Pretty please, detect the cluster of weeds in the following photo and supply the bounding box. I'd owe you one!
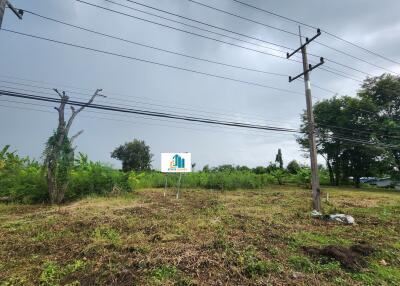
[288,255,314,272]
[1,277,27,286]
[352,263,400,286]
[149,265,192,285]
[212,225,230,251]
[290,231,350,248]
[238,248,282,277]
[39,260,86,286]
[33,230,72,242]
[92,227,121,246]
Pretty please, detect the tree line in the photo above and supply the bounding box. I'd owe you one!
[297,74,399,187]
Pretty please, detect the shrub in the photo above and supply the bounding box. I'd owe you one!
[287,160,301,174]
[66,155,129,200]
[0,145,47,203]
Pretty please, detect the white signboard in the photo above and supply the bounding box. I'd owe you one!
[161,153,192,173]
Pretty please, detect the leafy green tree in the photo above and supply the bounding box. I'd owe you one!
[287,160,300,174]
[111,139,153,172]
[202,165,210,173]
[275,149,283,169]
[253,166,268,174]
[358,74,400,180]
[297,79,393,187]
[270,169,285,185]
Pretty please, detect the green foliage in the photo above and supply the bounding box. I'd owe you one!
[150,266,178,282]
[298,74,400,187]
[288,255,314,272]
[44,131,75,199]
[67,155,129,200]
[239,248,282,277]
[39,260,86,286]
[287,160,301,174]
[111,139,153,172]
[275,148,283,169]
[270,168,286,185]
[40,261,61,286]
[93,227,121,246]
[0,145,47,203]
[296,168,311,188]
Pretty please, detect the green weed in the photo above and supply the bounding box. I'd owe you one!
[288,255,314,272]
[92,227,121,246]
[39,260,87,286]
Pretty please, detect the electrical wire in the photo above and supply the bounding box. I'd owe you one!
[111,0,375,80]
[189,0,399,75]
[70,0,372,83]
[0,98,300,139]
[228,0,400,67]
[73,0,296,62]
[23,10,288,78]
[1,89,398,149]
[1,29,303,95]
[0,74,301,127]
[0,89,301,133]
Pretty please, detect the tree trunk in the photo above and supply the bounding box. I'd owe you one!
[354,176,361,188]
[47,160,56,204]
[45,89,102,204]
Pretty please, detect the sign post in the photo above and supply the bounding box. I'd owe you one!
[161,153,192,199]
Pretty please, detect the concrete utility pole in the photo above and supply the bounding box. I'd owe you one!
[0,0,23,29]
[287,27,324,212]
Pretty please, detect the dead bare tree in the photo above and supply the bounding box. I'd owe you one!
[44,88,104,204]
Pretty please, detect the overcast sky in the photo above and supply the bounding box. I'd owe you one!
[1,0,400,169]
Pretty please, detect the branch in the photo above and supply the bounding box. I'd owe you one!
[65,89,102,135]
[70,130,84,143]
[53,89,63,99]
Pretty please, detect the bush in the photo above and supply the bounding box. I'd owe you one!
[0,145,47,203]
[287,160,301,174]
[67,161,128,200]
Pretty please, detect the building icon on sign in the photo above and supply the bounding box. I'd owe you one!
[170,154,185,169]
[161,153,191,173]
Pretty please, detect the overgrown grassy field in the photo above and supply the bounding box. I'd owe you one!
[1,187,399,285]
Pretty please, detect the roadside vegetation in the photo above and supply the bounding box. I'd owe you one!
[0,146,345,204]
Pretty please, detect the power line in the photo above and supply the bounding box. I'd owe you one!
[228,0,400,67]
[0,89,301,133]
[73,0,295,62]
[106,0,292,52]
[1,89,398,149]
[22,8,366,86]
[317,123,400,140]
[1,29,303,95]
[190,0,399,76]
[116,0,375,79]
[1,82,300,127]
[121,0,376,80]
[0,98,298,139]
[71,0,371,83]
[6,77,396,140]
[23,10,287,78]
[0,74,301,127]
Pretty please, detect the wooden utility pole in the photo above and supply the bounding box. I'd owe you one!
[287,27,324,212]
[0,0,23,29]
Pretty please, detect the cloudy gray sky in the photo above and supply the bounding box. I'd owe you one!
[1,0,400,169]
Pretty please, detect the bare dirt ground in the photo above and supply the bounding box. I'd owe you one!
[1,186,399,285]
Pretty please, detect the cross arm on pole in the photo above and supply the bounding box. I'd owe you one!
[286,28,321,59]
[6,1,23,19]
[289,57,324,82]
